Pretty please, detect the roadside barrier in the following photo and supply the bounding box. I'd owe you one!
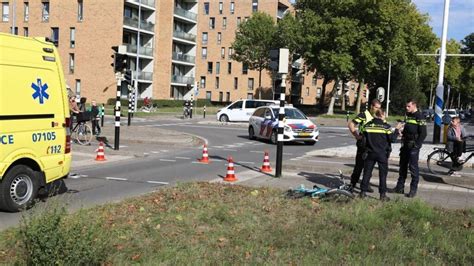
[198,144,210,163]
[260,151,272,173]
[95,141,107,161]
[223,156,237,182]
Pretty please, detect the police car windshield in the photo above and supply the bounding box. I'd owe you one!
[272,108,306,119]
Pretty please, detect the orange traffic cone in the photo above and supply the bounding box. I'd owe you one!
[95,141,106,161]
[260,151,272,173]
[223,156,238,182]
[198,144,210,163]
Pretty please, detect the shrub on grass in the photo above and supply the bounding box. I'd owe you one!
[17,204,109,265]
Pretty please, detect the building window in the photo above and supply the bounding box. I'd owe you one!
[234,77,238,90]
[206,91,212,100]
[77,0,83,21]
[228,62,232,74]
[230,2,235,14]
[23,27,28,37]
[69,54,75,73]
[75,79,81,96]
[216,62,220,74]
[237,17,241,25]
[207,62,213,74]
[204,2,209,15]
[248,78,254,91]
[317,87,322,97]
[247,93,253,100]
[242,63,248,74]
[209,17,215,29]
[202,32,208,45]
[2,2,9,22]
[216,77,220,89]
[217,32,222,44]
[312,76,317,86]
[222,17,227,29]
[42,2,50,22]
[228,47,233,59]
[219,92,223,101]
[24,2,29,21]
[200,76,206,88]
[202,47,207,59]
[70,27,76,48]
[306,87,310,96]
[226,92,230,102]
[219,2,223,15]
[10,27,18,35]
[252,0,258,12]
[244,16,249,22]
[124,6,132,18]
[221,47,225,59]
[51,27,59,46]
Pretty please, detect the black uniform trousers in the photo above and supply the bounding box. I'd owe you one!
[396,145,420,192]
[350,139,365,185]
[361,152,388,194]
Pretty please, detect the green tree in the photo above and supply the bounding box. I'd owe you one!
[458,33,474,108]
[231,12,277,99]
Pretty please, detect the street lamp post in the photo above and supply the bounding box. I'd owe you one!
[386,59,392,117]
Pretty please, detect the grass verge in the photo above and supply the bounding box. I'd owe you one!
[0,182,472,264]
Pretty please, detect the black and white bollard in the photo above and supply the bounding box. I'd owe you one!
[275,74,286,178]
[114,73,121,150]
[203,105,206,119]
[101,104,105,127]
[190,94,194,119]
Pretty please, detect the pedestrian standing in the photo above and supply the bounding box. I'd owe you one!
[90,100,101,136]
[360,109,401,201]
[348,99,382,192]
[392,99,427,198]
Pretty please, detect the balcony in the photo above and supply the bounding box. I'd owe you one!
[133,71,153,81]
[171,75,194,85]
[173,30,196,42]
[174,6,197,22]
[127,0,155,9]
[123,17,155,32]
[125,44,154,57]
[172,52,195,64]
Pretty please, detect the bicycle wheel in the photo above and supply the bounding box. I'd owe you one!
[324,189,354,202]
[76,123,93,145]
[427,149,452,175]
[285,189,307,199]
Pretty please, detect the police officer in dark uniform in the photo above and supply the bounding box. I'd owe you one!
[392,99,427,198]
[348,99,382,192]
[360,109,401,201]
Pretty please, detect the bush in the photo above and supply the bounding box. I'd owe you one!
[17,204,109,265]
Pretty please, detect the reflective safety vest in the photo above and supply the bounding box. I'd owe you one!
[356,110,374,133]
[404,115,426,126]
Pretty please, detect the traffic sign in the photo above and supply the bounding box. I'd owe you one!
[377,87,385,102]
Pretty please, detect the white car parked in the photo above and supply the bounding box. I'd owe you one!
[248,106,319,145]
[216,99,278,122]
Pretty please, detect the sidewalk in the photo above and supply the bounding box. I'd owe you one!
[71,122,203,169]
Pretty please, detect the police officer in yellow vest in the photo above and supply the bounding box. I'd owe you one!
[392,99,427,198]
[348,99,382,191]
[360,109,401,201]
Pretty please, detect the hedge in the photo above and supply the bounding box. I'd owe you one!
[106,98,217,108]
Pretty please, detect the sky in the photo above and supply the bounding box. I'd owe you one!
[412,0,474,41]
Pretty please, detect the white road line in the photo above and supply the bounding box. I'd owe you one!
[146,181,169,185]
[160,159,176,162]
[151,151,160,154]
[250,151,264,153]
[175,156,191,160]
[105,177,128,181]
[213,146,224,148]
[307,159,347,165]
[237,161,255,164]
[222,149,238,151]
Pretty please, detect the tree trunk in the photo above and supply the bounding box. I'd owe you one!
[258,68,262,99]
[341,79,346,111]
[326,78,339,115]
[319,78,329,111]
[355,79,365,114]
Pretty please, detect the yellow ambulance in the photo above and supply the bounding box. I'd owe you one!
[0,33,71,212]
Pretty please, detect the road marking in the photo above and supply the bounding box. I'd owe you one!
[151,151,160,154]
[177,124,247,131]
[175,156,191,160]
[222,149,238,151]
[105,177,127,181]
[160,159,176,162]
[146,181,169,185]
[237,161,255,164]
[213,146,224,148]
[251,151,264,153]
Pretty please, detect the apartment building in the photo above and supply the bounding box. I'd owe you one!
[0,0,363,106]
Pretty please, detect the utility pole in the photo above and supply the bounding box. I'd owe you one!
[11,0,16,35]
[433,0,450,144]
[386,59,392,117]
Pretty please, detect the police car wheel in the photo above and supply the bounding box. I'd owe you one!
[0,165,39,212]
[219,115,229,123]
[248,126,256,140]
[270,131,278,144]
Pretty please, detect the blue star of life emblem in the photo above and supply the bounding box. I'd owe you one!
[31,78,49,104]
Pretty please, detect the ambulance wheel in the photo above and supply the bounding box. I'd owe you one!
[0,165,39,212]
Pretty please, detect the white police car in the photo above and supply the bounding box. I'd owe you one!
[248,106,319,145]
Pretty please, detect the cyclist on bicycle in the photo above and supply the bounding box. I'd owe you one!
[446,116,469,176]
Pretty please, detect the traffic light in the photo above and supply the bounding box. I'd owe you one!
[124,70,132,85]
[435,48,441,65]
[111,45,128,72]
[269,48,289,74]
